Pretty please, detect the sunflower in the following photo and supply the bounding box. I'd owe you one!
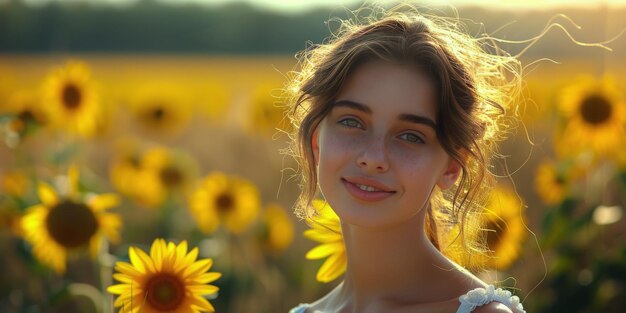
[41,61,102,137]
[135,147,195,209]
[110,140,144,200]
[111,145,196,209]
[534,159,583,205]
[108,239,221,313]
[556,75,626,157]
[477,186,527,270]
[188,172,260,235]
[128,82,192,136]
[20,165,122,273]
[259,203,294,254]
[304,199,346,283]
[2,90,47,141]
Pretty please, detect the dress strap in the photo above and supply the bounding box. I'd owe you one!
[457,285,525,313]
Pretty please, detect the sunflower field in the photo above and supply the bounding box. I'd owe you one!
[1,2,626,313]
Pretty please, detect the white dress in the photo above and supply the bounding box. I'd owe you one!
[289,285,526,313]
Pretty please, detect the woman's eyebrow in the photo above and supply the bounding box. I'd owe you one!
[398,113,437,130]
[331,100,372,114]
[332,99,437,130]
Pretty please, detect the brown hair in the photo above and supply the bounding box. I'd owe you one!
[285,4,523,269]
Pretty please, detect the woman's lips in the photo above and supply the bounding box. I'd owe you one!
[341,178,396,202]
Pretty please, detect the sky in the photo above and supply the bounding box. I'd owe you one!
[6,0,626,12]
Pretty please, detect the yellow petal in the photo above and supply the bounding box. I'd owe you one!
[187,284,219,295]
[189,296,215,312]
[107,284,132,295]
[112,273,135,284]
[177,240,188,255]
[100,213,122,243]
[306,242,343,260]
[136,246,156,273]
[174,240,189,267]
[183,247,199,265]
[129,247,155,273]
[113,294,130,307]
[304,228,342,242]
[121,301,139,313]
[21,205,47,230]
[37,182,58,206]
[314,220,342,233]
[317,251,346,283]
[89,193,120,211]
[150,239,164,271]
[167,242,176,253]
[115,261,143,276]
[183,259,213,278]
[187,272,222,284]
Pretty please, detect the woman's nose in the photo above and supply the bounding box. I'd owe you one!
[356,135,389,172]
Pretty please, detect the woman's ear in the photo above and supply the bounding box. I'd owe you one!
[436,149,468,190]
[312,127,320,165]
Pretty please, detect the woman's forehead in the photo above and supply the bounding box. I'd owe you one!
[335,61,438,119]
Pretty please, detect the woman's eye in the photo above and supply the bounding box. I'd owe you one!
[399,133,424,143]
[339,118,362,128]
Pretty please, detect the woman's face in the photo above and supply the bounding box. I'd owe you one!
[312,61,461,228]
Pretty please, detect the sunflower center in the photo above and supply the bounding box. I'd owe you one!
[216,193,234,213]
[484,218,506,253]
[18,110,36,124]
[145,273,185,311]
[160,166,183,188]
[62,83,82,110]
[555,175,566,186]
[127,155,141,169]
[152,106,165,120]
[45,200,98,248]
[580,94,612,125]
[11,110,37,133]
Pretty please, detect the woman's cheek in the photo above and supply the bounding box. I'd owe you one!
[323,128,363,156]
[390,143,434,172]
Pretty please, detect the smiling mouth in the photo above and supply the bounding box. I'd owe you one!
[353,183,383,192]
[341,177,395,193]
[341,178,396,202]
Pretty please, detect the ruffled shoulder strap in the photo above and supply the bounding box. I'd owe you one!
[457,285,525,313]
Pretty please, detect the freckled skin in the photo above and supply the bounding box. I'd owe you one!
[306,61,490,313]
[313,61,460,229]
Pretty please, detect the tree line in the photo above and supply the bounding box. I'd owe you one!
[0,0,624,57]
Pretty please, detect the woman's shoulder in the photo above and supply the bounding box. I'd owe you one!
[441,261,523,312]
[288,272,525,313]
[288,286,525,313]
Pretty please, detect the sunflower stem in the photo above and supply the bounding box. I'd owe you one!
[98,238,113,313]
[67,283,104,313]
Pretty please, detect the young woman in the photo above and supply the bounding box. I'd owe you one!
[285,5,526,313]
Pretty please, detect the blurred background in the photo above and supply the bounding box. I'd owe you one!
[0,0,625,312]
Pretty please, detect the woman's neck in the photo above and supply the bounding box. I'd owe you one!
[335,207,462,312]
